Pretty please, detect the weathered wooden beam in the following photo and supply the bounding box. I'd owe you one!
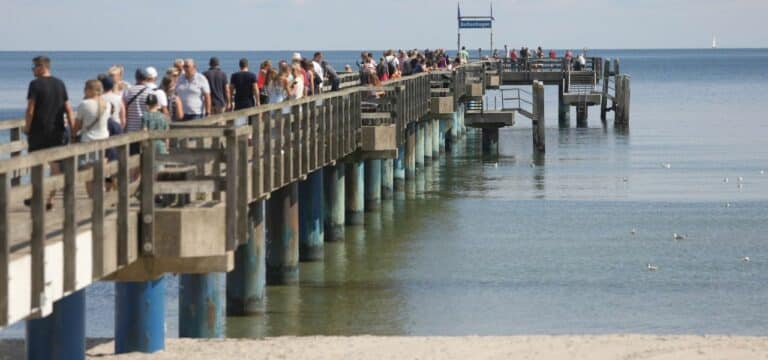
[62,156,77,292]
[225,129,239,252]
[140,141,156,257]
[0,173,9,325]
[92,151,105,279]
[30,164,45,309]
[117,144,130,266]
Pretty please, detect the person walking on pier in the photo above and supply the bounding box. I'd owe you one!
[24,55,75,209]
[161,75,183,121]
[459,46,470,64]
[257,60,272,105]
[203,57,230,113]
[176,59,211,120]
[124,68,153,134]
[229,58,259,110]
[321,60,340,91]
[312,52,324,93]
[74,79,111,197]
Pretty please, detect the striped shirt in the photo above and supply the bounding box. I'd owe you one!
[123,84,151,132]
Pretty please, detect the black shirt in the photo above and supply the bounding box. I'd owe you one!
[203,67,228,108]
[229,71,257,109]
[26,76,68,149]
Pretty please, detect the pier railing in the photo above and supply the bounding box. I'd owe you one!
[0,71,433,327]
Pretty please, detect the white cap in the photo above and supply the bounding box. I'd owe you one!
[292,52,302,61]
[145,66,158,79]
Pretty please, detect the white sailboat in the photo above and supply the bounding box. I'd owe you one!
[712,35,717,49]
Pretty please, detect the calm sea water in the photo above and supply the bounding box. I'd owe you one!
[1,49,768,338]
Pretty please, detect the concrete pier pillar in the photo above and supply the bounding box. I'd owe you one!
[416,122,425,169]
[481,128,500,155]
[381,159,394,200]
[576,105,588,128]
[438,119,446,154]
[266,183,300,284]
[459,106,466,136]
[226,201,266,315]
[451,111,459,140]
[323,163,345,242]
[423,121,433,165]
[179,273,224,338]
[405,125,416,180]
[26,289,85,360]
[558,82,571,128]
[432,119,440,158]
[364,159,381,211]
[345,161,364,225]
[299,170,324,261]
[115,277,166,353]
[394,145,405,190]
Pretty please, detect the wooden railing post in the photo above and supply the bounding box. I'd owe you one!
[62,156,77,292]
[92,150,105,279]
[0,172,9,325]
[252,114,263,199]
[140,140,156,256]
[30,164,45,310]
[225,128,238,251]
[117,144,130,266]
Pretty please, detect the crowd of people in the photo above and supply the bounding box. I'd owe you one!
[22,49,465,208]
[506,46,588,71]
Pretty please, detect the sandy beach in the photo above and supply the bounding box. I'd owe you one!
[4,335,767,359]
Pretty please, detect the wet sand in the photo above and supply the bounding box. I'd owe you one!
[4,335,767,359]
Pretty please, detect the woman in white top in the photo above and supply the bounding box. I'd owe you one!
[290,63,304,100]
[74,79,112,196]
[75,79,111,143]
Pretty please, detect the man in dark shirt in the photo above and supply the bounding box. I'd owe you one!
[229,58,259,110]
[203,57,230,113]
[24,55,74,208]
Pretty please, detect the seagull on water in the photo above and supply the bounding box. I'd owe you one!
[661,163,672,169]
[725,202,732,208]
[673,233,687,241]
[738,176,744,183]
[647,264,658,271]
[723,177,729,184]
[630,228,637,235]
[742,256,750,263]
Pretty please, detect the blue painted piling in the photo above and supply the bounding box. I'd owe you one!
[482,128,500,155]
[266,183,300,284]
[226,201,266,315]
[364,159,381,211]
[405,125,416,180]
[179,273,224,338]
[381,159,394,200]
[299,170,324,261]
[416,122,425,169]
[432,119,440,158]
[115,277,166,353]
[323,163,345,242]
[26,289,85,360]
[438,119,449,154]
[394,144,405,190]
[423,121,433,165]
[345,161,364,225]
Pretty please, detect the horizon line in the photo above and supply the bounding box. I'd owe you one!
[0,47,766,52]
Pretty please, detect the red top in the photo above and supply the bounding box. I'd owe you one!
[510,51,518,60]
[549,50,557,59]
[257,70,266,90]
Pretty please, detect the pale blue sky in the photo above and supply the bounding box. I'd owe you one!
[0,0,765,50]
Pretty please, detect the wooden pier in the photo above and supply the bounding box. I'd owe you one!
[0,57,630,357]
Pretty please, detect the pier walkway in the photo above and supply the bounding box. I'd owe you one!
[0,58,630,358]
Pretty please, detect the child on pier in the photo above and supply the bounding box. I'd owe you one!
[141,94,169,157]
